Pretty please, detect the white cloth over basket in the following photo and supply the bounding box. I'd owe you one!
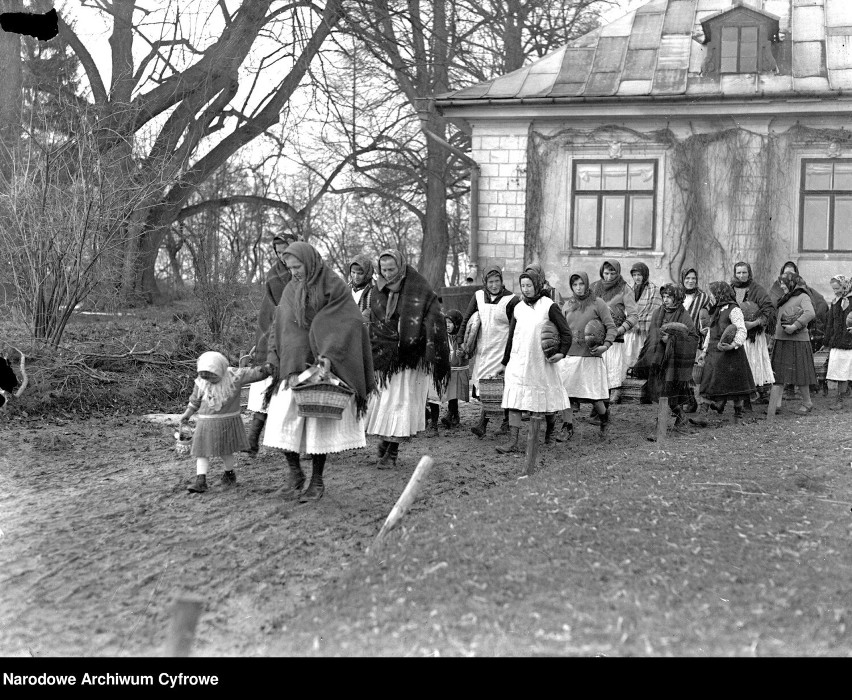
[501,297,570,413]
[472,290,512,387]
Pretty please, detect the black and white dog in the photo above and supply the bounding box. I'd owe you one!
[0,357,19,408]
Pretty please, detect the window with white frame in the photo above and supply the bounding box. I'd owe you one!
[571,160,657,250]
[800,159,852,252]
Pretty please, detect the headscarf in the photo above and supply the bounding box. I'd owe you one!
[446,309,463,335]
[681,268,701,296]
[708,280,738,327]
[731,261,754,289]
[525,263,556,301]
[269,242,376,417]
[564,272,596,314]
[660,283,686,309]
[518,270,544,306]
[377,249,407,322]
[830,274,852,311]
[631,262,650,302]
[195,351,235,413]
[589,260,627,302]
[780,260,799,276]
[348,254,375,292]
[776,271,808,308]
[482,265,505,301]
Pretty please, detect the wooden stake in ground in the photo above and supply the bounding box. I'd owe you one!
[373,456,434,548]
[656,398,669,443]
[766,385,783,422]
[525,415,543,476]
[165,597,203,657]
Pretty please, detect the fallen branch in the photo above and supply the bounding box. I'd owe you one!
[371,456,434,551]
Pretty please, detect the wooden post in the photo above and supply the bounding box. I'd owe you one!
[372,456,434,548]
[525,415,543,476]
[766,384,783,422]
[165,597,202,657]
[656,398,669,443]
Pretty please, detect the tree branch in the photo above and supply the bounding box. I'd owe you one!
[57,16,107,104]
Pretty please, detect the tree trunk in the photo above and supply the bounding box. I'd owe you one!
[0,0,23,179]
[419,112,449,289]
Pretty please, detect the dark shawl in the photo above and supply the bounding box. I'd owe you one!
[348,253,376,312]
[775,272,809,309]
[632,297,700,386]
[680,267,710,331]
[253,239,292,362]
[589,259,627,303]
[631,262,650,302]
[267,242,375,417]
[367,263,450,394]
[730,261,776,342]
[519,270,545,306]
[708,281,739,328]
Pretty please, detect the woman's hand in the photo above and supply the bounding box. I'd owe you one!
[547,353,564,363]
[660,331,670,344]
[590,345,608,357]
[716,342,734,352]
[783,324,798,335]
[317,355,332,379]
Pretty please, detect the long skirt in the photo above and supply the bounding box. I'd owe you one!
[603,341,625,389]
[559,356,609,401]
[827,348,852,381]
[191,413,248,458]
[771,340,817,386]
[445,366,470,402]
[699,346,756,400]
[246,376,273,413]
[743,333,774,387]
[366,368,430,440]
[263,385,366,454]
[623,329,647,374]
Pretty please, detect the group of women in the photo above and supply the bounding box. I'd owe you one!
[242,240,852,502]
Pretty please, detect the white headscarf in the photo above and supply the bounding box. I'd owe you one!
[194,351,235,412]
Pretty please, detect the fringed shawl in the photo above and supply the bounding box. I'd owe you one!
[632,303,700,385]
[367,264,450,395]
[267,242,375,417]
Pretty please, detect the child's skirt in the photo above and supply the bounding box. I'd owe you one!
[445,366,470,402]
[191,412,248,457]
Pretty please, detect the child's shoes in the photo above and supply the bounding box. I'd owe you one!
[221,470,237,487]
[187,474,208,493]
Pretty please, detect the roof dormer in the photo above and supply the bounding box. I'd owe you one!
[696,1,784,76]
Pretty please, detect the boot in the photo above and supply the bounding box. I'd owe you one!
[689,403,709,427]
[544,414,557,445]
[440,411,453,428]
[377,440,389,459]
[426,419,439,438]
[187,474,208,493]
[299,455,326,503]
[733,404,743,425]
[495,426,520,454]
[378,442,398,469]
[598,408,610,439]
[221,470,237,487]
[829,390,845,411]
[672,410,689,434]
[243,413,266,455]
[471,413,489,438]
[284,451,305,494]
[497,418,509,435]
[587,404,601,425]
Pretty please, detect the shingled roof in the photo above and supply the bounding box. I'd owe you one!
[436,0,852,103]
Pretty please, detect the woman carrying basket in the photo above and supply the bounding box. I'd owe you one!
[457,266,518,438]
[365,250,450,468]
[263,242,376,503]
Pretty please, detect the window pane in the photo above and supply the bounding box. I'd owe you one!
[740,53,757,72]
[805,162,832,190]
[575,163,601,191]
[602,196,625,247]
[721,27,738,56]
[573,196,598,247]
[628,162,654,190]
[740,27,758,53]
[602,163,627,191]
[720,55,737,72]
[802,196,830,250]
[834,161,852,190]
[834,197,852,250]
[628,196,654,248]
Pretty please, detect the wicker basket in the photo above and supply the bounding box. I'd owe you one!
[814,349,830,383]
[478,376,505,417]
[619,377,646,404]
[291,381,354,420]
[174,426,193,457]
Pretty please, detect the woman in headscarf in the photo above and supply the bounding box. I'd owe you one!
[439,309,470,428]
[524,263,561,303]
[632,284,700,438]
[263,242,376,503]
[495,269,572,453]
[824,274,852,410]
[348,253,375,312]
[559,271,617,440]
[769,260,829,353]
[680,267,711,412]
[365,249,450,468]
[731,261,776,407]
[244,232,298,455]
[589,260,639,404]
[769,271,817,414]
[458,265,518,438]
[690,281,755,426]
[623,262,661,374]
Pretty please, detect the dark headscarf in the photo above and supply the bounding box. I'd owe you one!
[377,249,407,322]
[268,242,376,417]
[519,270,544,306]
[348,254,375,292]
[731,261,776,341]
[708,280,738,327]
[780,260,799,276]
[660,283,686,309]
[446,309,463,335]
[731,261,754,289]
[631,262,650,302]
[680,268,701,296]
[590,259,627,302]
[564,272,596,314]
[482,265,506,301]
[525,263,557,301]
[776,271,808,308]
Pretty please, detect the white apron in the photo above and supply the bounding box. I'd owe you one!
[502,297,570,413]
[472,290,513,388]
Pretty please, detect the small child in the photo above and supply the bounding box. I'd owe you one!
[180,351,271,493]
[440,309,470,428]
